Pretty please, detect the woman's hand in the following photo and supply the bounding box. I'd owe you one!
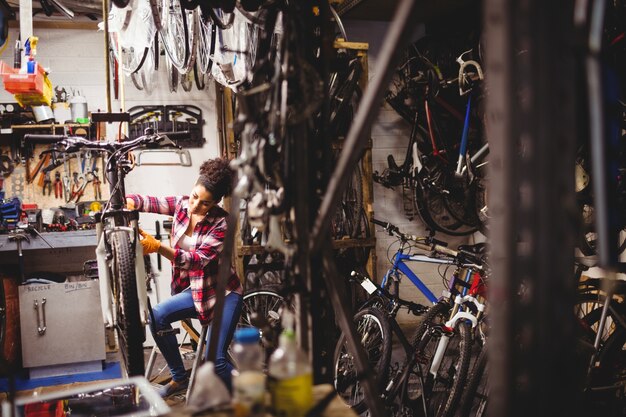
[139,229,161,254]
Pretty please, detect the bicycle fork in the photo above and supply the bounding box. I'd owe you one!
[95,219,150,328]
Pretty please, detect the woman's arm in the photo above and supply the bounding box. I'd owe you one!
[126,194,180,216]
[173,218,227,271]
[156,243,176,262]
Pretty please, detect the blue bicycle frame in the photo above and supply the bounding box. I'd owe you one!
[380,251,457,305]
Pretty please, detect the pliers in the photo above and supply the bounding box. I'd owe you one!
[71,172,85,202]
[92,168,102,200]
[42,171,52,196]
[54,171,63,199]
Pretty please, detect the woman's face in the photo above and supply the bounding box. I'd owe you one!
[189,184,215,216]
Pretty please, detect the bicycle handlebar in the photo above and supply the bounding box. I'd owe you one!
[22,134,67,143]
[373,217,461,259]
[24,132,179,155]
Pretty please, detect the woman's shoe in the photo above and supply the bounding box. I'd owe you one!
[157,378,189,398]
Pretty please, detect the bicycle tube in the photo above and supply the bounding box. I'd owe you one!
[333,307,392,413]
[110,230,145,377]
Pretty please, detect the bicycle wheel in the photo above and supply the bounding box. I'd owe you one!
[333,307,392,413]
[415,315,472,417]
[240,287,289,354]
[401,302,450,414]
[414,178,477,236]
[196,11,215,75]
[110,230,145,376]
[586,326,626,416]
[457,346,489,417]
[158,0,190,72]
[575,291,625,344]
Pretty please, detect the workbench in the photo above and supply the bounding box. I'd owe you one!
[0,229,97,274]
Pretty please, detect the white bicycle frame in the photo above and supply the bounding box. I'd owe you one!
[95,217,150,328]
[429,267,486,379]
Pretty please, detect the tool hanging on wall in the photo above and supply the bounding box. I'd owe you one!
[42,171,52,196]
[92,168,101,200]
[54,171,62,199]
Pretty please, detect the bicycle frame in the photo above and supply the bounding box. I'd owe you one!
[382,251,455,306]
[429,266,486,379]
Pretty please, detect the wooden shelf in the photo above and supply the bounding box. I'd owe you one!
[10,123,90,130]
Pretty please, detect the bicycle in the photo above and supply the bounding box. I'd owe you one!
[24,128,180,376]
[378,41,488,236]
[411,247,488,417]
[333,218,478,416]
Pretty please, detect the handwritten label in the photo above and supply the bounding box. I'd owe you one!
[65,282,91,293]
[25,285,51,292]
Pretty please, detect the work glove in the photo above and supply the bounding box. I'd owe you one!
[139,229,161,254]
[126,197,135,210]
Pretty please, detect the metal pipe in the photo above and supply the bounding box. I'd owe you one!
[102,0,112,113]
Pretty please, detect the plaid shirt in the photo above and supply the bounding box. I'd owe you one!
[127,194,242,324]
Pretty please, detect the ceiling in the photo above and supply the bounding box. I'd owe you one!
[337,0,479,22]
[2,0,478,25]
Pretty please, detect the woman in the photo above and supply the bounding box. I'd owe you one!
[127,157,243,397]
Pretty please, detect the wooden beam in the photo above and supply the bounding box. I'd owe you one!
[9,20,99,30]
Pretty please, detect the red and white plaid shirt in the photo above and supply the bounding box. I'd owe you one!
[127,194,242,324]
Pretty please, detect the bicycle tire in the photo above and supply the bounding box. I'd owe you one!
[401,302,451,413]
[457,345,488,417]
[413,302,472,417]
[586,326,626,416]
[159,0,191,72]
[415,313,472,417]
[110,230,145,377]
[193,63,206,90]
[180,68,193,92]
[575,291,625,344]
[241,287,290,357]
[333,307,392,413]
[414,179,477,236]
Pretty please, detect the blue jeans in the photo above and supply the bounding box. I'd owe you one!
[150,289,243,390]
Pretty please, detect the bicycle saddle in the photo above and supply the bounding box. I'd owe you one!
[458,242,488,257]
[458,243,488,265]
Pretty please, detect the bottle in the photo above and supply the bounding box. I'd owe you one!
[267,311,313,417]
[231,327,266,417]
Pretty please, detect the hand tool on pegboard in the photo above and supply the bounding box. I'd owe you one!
[54,171,62,199]
[92,168,101,200]
[42,171,52,196]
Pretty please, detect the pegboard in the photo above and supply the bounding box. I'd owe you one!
[0,143,110,210]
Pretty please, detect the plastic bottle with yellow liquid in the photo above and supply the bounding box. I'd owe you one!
[267,311,313,417]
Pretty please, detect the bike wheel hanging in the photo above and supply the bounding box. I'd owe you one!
[333,307,392,414]
[110,230,145,377]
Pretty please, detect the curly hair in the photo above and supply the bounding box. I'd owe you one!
[197,157,234,202]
